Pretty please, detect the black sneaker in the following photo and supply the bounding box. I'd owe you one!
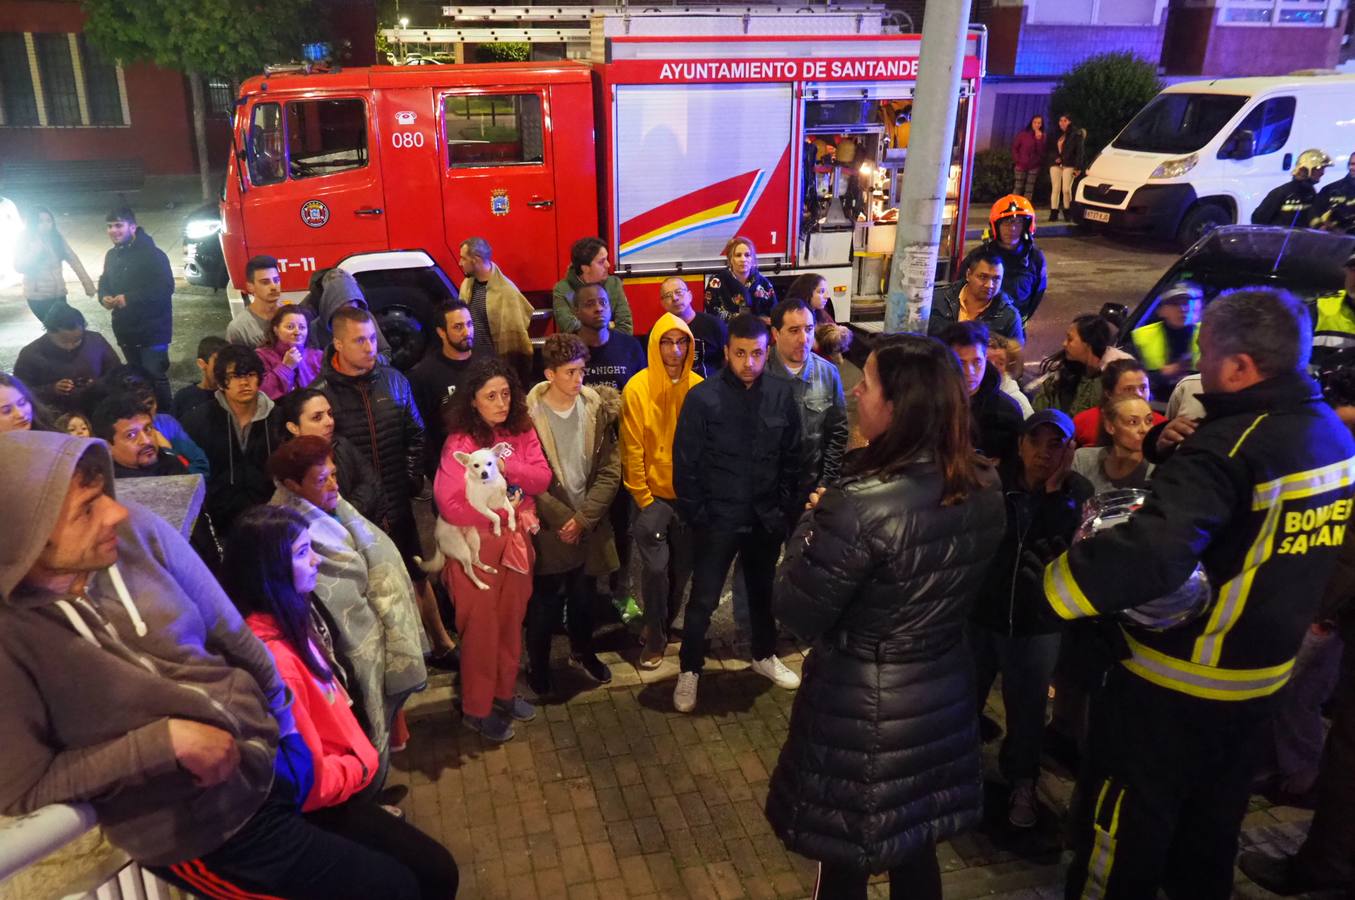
[425,647,460,672]
[1238,850,1344,897]
[570,652,613,684]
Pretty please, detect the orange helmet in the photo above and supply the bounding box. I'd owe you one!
[989,194,1037,238]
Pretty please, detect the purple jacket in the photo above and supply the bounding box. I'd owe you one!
[1012,130,1047,171]
[256,343,324,399]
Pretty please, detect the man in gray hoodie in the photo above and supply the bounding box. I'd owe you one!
[0,431,425,898]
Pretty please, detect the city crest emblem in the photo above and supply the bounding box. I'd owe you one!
[491,189,510,216]
[300,199,330,228]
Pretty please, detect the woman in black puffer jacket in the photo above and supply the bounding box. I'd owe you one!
[766,333,1005,899]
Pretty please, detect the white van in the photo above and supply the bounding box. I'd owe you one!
[1073,73,1355,248]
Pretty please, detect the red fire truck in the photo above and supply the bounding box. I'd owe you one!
[220,29,986,360]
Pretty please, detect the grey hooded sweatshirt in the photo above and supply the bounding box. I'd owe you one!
[310,267,391,354]
[0,432,292,866]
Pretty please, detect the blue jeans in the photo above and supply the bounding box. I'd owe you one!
[971,625,1062,783]
[119,342,173,411]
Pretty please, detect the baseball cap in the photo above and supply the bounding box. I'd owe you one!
[1021,408,1075,439]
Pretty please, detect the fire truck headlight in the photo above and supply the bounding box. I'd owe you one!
[185,218,222,241]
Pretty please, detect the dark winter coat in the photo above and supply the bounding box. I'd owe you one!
[12,330,121,413]
[97,230,174,348]
[765,457,1004,871]
[673,366,802,535]
[330,433,388,527]
[971,456,1092,636]
[182,393,280,532]
[927,281,1025,343]
[312,354,425,528]
[973,237,1048,321]
[971,362,1025,463]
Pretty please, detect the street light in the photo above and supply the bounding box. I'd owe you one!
[398,17,409,62]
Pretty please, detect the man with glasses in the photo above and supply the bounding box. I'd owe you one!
[653,276,726,377]
[183,344,280,533]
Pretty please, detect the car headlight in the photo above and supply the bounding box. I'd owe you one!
[185,219,222,240]
[1150,153,1198,180]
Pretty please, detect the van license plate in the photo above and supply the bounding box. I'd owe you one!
[1083,209,1111,223]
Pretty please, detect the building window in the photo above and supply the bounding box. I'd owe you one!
[206,77,234,119]
[78,36,125,125]
[1215,0,1343,26]
[0,33,40,126]
[444,93,544,168]
[1025,0,1168,25]
[34,33,79,126]
[0,31,127,128]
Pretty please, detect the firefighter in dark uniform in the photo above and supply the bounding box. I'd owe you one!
[1312,151,1355,233]
[1250,149,1331,227]
[1041,287,1355,900]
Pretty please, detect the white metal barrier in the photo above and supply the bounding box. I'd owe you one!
[0,805,191,900]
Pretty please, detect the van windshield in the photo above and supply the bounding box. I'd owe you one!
[1111,93,1249,154]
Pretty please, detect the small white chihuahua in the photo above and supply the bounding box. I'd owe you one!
[415,442,518,590]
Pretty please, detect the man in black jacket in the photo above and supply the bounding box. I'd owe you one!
[1042,288,1355,900]
[974,196,1048,322]
[408,299,479,477]
[1312,151,1355,233]
[927,250,1025,343]
[942,321,1024,463]
[97,207,175,411]
[183,345,278,534]
[673,314,803,713]
[313,307,425,564]
[971,409,1091,829]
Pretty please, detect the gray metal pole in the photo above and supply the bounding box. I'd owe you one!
[884,1,971,334]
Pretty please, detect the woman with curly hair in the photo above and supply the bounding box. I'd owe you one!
[434,357,552,742]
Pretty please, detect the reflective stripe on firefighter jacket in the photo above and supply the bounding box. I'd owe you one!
[1131,321,1199,371]
[1042,372,1355,701]
[1313,291,1355,349]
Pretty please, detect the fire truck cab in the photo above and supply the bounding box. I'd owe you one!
[221,29,985,363]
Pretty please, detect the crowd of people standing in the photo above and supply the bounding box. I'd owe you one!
[2,196,1354,900]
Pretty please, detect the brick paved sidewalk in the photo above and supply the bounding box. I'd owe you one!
[389,632,1335,900]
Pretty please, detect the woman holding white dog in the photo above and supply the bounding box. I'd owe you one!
[436,357,553,742]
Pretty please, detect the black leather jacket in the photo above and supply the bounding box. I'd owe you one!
[312,353,425,527]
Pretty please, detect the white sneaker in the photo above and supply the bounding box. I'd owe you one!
[751,655,801,689]
[673,671,700,713]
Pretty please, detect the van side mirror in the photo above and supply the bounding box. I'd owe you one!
[1222,129,1255,161]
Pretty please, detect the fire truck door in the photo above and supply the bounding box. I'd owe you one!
[239,94,388,292]
[439,88,558,294]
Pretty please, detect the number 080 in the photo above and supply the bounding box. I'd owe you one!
[391,132,424,149]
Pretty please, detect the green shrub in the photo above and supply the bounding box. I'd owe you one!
[1051,52,1163,159]
[972,148,1015,204]
[474,42,531,63]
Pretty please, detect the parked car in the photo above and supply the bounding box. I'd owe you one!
[183,202,228,289]
[1074,73,1355,249]
[1114,225,1354,371]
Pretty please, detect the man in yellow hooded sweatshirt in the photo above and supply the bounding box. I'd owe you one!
[622,309,702,668]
